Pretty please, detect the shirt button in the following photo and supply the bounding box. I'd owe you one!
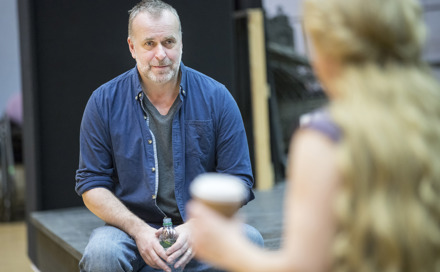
[144,115,147,120]
[152,195,156,199]
[182,90,186,95]
[152,167,156,172]
[148,140,152,144]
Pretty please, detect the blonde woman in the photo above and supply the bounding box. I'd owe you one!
[187,0,440,271]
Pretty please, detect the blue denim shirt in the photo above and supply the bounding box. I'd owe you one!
[75,63,255,224]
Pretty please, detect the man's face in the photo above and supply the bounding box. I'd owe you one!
[128,10,182,85]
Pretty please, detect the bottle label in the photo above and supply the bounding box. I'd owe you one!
[160,237,176,248]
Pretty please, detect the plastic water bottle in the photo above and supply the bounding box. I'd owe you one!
[159,218,182,272]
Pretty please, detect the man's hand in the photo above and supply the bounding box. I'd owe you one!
[135,227,172,272]
[82,188,176,271]
[156,221,195,270]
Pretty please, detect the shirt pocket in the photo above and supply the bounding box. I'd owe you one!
[185,120,214,160]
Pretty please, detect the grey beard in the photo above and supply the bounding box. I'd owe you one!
[146,68,175,84]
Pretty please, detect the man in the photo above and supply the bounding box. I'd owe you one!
[75,1,263,271]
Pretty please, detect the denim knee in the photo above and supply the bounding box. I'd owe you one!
[243,224,264,247]
[79,226,138,272]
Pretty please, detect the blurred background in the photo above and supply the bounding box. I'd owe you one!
[1,0,439,271]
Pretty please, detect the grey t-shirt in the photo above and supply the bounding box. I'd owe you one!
[142,94,183,224]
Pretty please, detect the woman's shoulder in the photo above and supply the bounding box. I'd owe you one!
[299,107,341,142]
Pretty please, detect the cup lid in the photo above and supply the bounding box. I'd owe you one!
[190,173,247,203]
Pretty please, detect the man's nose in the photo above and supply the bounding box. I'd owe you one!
[155,44,166,61]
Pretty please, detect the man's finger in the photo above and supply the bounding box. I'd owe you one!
[154,243,170,261]
[167,239,188,256]
[148,248,171,271]
[155,228,163,238]
[174,247,194,269]
[167,240,191,264]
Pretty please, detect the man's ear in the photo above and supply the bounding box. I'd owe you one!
[127,37,136,59]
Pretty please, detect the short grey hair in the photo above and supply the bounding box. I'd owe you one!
[128,0,182,38]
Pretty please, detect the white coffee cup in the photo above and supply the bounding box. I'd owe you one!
[190,173,247,218]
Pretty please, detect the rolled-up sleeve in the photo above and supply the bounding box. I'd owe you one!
[75,90,115,195]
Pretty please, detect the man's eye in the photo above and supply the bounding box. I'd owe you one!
[145,41,154,47]
[164,40,175,47]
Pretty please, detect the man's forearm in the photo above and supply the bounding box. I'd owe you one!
[82,187,153,239]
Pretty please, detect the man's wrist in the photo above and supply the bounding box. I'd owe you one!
[124,217,154,241]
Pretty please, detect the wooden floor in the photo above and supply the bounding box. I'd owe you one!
[0,221,34,271]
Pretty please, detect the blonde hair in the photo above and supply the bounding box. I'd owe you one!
[304,0,426,65]
[304,0,440,271]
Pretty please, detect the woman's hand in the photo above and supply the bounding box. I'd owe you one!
[186,200,245,270]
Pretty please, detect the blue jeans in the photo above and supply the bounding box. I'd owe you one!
[79,224,264,272]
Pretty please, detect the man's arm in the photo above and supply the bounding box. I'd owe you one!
[214,88,255,202]
[82,187,171,271]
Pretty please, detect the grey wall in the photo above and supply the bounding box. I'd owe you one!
[0,0,21,115]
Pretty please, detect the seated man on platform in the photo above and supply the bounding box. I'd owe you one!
[75,1,263,271]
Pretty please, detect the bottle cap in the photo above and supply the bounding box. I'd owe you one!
[163,218,172,226]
